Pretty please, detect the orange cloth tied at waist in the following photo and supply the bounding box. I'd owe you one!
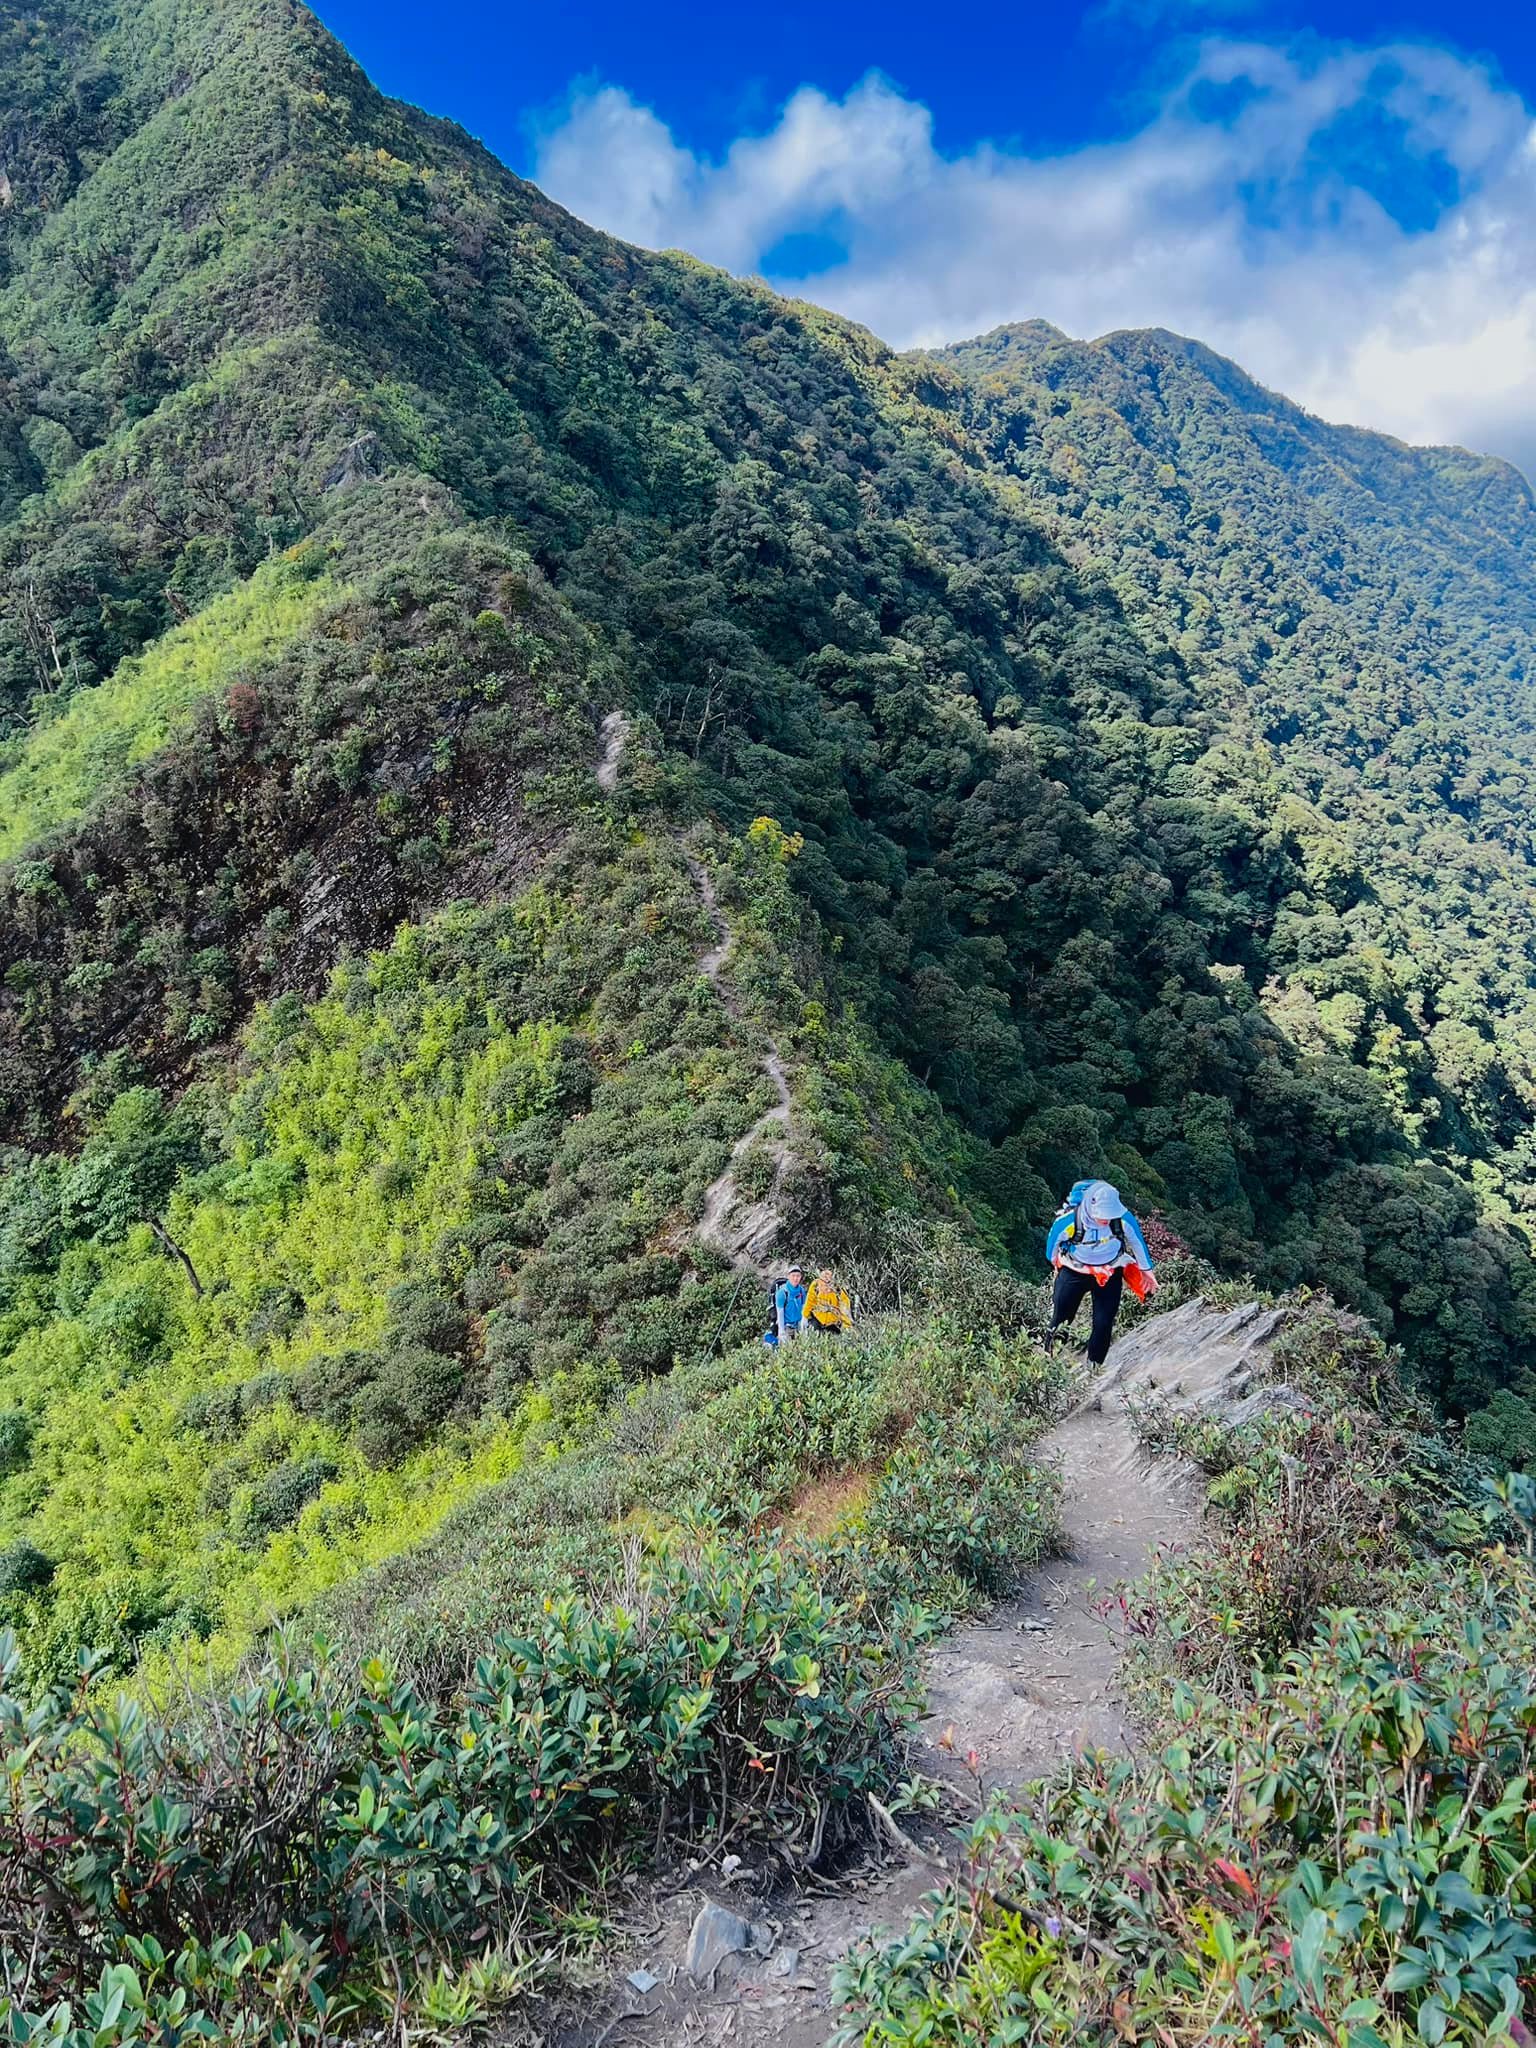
[1055,1257,1153,1301]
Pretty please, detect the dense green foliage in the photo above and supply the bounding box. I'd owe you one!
[0,822,973,1683]
[841,1566,1536,2046]
[0,544,341,858]
[324,1280,1062,1671]
[4,3,1536,2037]
[926,324,1536,1419]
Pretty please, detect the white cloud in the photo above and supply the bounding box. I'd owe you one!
[531,76,935,274]
[531,40,1536,476]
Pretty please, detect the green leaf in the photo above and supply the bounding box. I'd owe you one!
[1384,1960,1432,1993]
[1211,1914,1237,1970]
[1292,1908,1329,1996]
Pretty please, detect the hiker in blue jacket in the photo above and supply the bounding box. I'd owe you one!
[1044,1179,1157,1366]
[775,1265,807,1342]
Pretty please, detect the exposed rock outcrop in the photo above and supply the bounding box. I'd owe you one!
[1082,1294,1299,1427]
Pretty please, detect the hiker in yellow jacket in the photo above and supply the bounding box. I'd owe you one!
[803,1267,853,1337]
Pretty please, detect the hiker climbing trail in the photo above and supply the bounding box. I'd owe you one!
[558,1297,1295,2047]
[918,1372,1196,1795]
[922,1297,1289,1793]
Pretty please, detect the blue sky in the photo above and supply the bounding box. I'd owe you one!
[313,0,1536,473]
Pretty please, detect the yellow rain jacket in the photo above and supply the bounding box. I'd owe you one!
[803,1277,852,1331]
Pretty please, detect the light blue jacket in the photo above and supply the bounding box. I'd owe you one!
[1045,1180,1155,1274]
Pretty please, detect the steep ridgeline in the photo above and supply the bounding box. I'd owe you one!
[0,0,1534,1685]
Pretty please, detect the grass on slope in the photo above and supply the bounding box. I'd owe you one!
[0,546,340,859]
[0,934,564,1685]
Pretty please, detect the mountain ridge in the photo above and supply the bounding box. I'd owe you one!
[947,316,1536,496]
[0,0,1534,1686]
[4,7,1536,2043]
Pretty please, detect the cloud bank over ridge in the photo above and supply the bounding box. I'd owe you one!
[532,37,1536,477]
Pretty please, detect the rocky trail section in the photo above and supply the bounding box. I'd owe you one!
[1082,1294,1292,1423]
[593,713,794,1275]
[595,710,630,793]
[551,1297,1288,2047]
[689,851,794,1273]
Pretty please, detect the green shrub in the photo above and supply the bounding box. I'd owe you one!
[324,1315,1064,1689]
[0,1541,54,1596]
[355,1344,464,1467]
[80,1271,177,1371]
[865,1406,1059,1606]
[179,1385,244,1441]
[244,1283,304,1345]
[242,1457,340,1545]
[52,1239,107,1316]
[200,1464,236,1517]
[294,1348,382,1432]
[650,1323,1064,1529]
[836,1562,1536,2048]
[240,1371,290,1417]
[0,1935,335,2048]
[0,1410,31,1477]
[905,1221,1040,1334]
[652,1339,909,1514]
[0,1523,931,2020]
[464,1238,520,1313]
[1465,1387,1536,1472]
[181,1371,292,1442]
[1268,1295,1421,1417]
[383,1280,468,1356]
[482,1314,534,1409]
[1126,1405,1410,1693]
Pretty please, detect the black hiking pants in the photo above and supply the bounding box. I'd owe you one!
[1050,1267,1124,1366]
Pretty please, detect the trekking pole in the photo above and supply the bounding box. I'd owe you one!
[703,1269,750,1361]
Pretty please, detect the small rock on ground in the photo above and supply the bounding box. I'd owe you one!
[686,1900,765,1984]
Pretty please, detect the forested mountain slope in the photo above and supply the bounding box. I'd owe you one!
[0,0,1534,1684]
[926,323,1536,1393]
[929,322,1536,795]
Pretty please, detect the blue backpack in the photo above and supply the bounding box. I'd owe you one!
[1045,1179,1097,1268]
[1045,1181,1154,1272]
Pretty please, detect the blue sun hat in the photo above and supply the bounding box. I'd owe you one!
[1071,1181,1128,1264]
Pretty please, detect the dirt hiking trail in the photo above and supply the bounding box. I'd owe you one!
[592,713,793,1277]
[550,1298,1292,2048]
[684,855,794,1273]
